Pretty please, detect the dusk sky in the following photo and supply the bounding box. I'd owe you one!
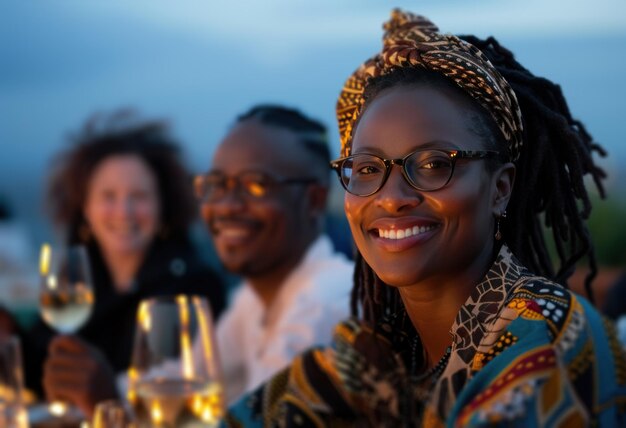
[1,0,625,245]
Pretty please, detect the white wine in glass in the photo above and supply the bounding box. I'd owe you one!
[128,295,223,427]
[39,243,95,417]
[39,244,94,334]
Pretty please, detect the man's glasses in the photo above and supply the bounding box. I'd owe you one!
[194,171,317,202]
[330,149,500,196]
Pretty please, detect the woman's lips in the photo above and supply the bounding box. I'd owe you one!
[368,217,440,252]
[376,224,437,239]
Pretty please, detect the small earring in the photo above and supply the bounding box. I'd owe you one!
[495,210,507,241]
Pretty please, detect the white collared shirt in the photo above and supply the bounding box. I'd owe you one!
[216,235,354,403]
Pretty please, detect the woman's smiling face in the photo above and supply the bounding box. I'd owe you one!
[83,154,161,258]
[345,85,505,288]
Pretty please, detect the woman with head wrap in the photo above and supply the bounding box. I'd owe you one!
[224,10,626,427]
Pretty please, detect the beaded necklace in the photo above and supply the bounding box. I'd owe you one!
[403,338,452,424]
[410,336,452,384]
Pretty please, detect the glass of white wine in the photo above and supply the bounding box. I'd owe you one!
[128,295,223,428]
[39,243,95,418]
[0,336,29,428]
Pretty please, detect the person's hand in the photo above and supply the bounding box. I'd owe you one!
[43,335,119,418]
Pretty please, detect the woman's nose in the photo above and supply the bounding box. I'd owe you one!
[113,198,134,217]
[374,165,423,212]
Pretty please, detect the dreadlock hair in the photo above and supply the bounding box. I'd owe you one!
[350,37,606,325]
[237,104,331,185]
[464,35,607,295]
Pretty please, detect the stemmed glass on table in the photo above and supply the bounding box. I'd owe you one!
[0,336,29,428]
[128,295,223,427]
[38,243,95,418]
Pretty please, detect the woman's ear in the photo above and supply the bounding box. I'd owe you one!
[492,162,516,215]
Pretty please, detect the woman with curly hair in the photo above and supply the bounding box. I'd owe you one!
[24,112,226,415]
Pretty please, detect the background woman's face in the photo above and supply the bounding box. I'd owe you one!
[83,154,161,257]
[345,85,499,288]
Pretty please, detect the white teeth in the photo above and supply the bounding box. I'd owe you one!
[377,225,436,240]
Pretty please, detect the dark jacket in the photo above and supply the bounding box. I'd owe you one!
[22,236,226,396]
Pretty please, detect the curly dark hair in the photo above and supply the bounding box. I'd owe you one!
[351,37,607,323]
[47,111,197,244]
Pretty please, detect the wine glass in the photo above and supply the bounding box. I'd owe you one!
[39,243,95,417]
[92,399,134,428]
[0,336,29,428]
[128,295,223,427]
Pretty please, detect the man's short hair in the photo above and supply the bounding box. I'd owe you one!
[236,105,331,184]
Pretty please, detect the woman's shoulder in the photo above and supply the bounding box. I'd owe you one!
[224,318,381,427]
[506,274,609,343]
[454,274,626,426]
[493,246,616,352]
[503,274,625,371]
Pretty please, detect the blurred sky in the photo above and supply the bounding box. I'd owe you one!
[1,0,625,247]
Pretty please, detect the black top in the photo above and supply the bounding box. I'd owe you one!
[22,236,226,396]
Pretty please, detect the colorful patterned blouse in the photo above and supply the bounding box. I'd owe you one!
[224,246,626,427]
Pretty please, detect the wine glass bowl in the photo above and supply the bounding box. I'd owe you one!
[128,295,223,427]
[39,244,94,334]
[38,243,95,420]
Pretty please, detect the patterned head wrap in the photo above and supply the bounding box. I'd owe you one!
[336,9,523,161]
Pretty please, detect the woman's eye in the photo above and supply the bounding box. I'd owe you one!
[421,159,451,169]
[355,165,382,175]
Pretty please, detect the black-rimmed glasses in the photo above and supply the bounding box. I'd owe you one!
[194,171,317,201]
[330,149,500,196]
